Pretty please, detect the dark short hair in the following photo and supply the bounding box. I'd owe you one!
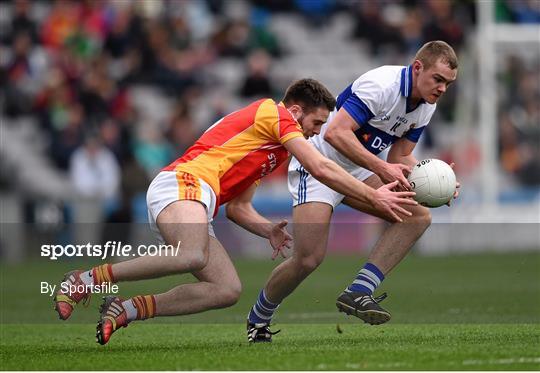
[415,41,458,70]
[282,78,336,113]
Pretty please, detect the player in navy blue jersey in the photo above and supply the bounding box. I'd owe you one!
[246,41,460,342]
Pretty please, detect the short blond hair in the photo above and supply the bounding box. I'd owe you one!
[415,41,458,70]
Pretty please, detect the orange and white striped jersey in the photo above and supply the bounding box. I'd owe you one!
[162,99,303,208]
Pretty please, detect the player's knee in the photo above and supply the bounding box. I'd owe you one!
[416,206,432,228]
[406,205,431,228]
[218,281,242,307]
[187,250,209,272]
[297,255,324,274]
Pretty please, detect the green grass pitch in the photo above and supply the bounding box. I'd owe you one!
[1,252,539,370]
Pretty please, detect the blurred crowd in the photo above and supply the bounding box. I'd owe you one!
[0,0,538,226]
[1,0,288,224]
[495,0,540,188]
[498,55,540,187]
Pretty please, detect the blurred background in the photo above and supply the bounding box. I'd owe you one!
[0,0,539,263]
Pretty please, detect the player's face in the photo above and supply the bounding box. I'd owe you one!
[297,107,330,138]
[415,59,457,104]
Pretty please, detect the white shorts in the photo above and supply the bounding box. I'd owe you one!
[147,171,217,242]
[288,157,374,208]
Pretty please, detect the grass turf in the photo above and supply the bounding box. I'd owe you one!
[2,324,539,370]
[1,252,539,370]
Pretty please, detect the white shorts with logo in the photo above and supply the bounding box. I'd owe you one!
[288,156,374,208]
[146,171,217,243]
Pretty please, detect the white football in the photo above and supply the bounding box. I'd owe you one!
[407,159,456,208]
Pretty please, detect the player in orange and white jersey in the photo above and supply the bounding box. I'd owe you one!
[53,79,417,344]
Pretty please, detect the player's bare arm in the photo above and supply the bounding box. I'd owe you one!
[324,109,412,189]
[387,137,418,168]
[226,183,292,259]
[284,136,417,222]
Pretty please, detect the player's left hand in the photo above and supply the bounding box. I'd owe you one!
[269,219,293,260]
[446,163,460,206]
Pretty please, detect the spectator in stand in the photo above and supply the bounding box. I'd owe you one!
[212,19,252,58]
[133,124,174,178]
[350,1,403,56]
[40,0,80,50]
[3,31,42,117]
[248,7,282,57]
[422,0,465,50]
[7,0,38,44]
[49,103,85,171]
[99,119,124,162]
[167,100,199,156]
[138,20,199,96]
[103,5,142,61]
[400,8,424,57]
[77,0,109,44]
[69,134,120,244]
[78,60,118,121]
[211,11,282,59]
[69,134,120,202]
[498,55,540,186]
[240,49,274,98]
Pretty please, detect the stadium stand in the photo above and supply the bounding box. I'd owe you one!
[0,0,538,259]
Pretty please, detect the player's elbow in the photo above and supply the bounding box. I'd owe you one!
[308,159,333,182]
[323,126,338,146]
[225,203,235,220]
[324,124,351,149]
[225,202,242,222]
[311,168,331,182]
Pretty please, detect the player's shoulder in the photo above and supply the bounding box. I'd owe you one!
[253,98,297,131]
[253,98,282,115]
[239,98,281,122]
[354,65,404,90]
[258,97,277,106]
[260,98,296,123]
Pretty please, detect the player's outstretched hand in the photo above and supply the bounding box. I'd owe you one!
[373,181,417,222]
[270,219,293,260]
[446,162,460,206]
[378,162,412,191]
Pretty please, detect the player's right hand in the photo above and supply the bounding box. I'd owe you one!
[378,163,412,191]
[269,219,293,260]
[373,181,417,222]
